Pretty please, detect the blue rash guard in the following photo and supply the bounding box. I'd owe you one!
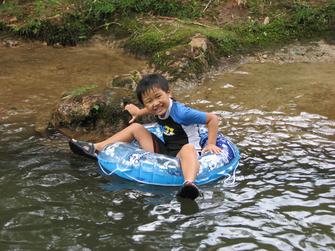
[155,99,207,156]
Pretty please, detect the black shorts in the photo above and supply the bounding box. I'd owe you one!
[151,133,179,157]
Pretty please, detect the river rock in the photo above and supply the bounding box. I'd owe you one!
[3,39,20,47]
[51,87,155,137]
[189,35,208,54]
[108,70,142,90]
[263,16,270,25]
[35,113,54,136]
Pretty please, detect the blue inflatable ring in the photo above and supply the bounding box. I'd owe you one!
[97,123,240,186]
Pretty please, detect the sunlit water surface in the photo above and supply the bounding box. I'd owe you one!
[0,44,334,250]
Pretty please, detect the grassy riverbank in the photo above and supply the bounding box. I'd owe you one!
[1,0,334,79]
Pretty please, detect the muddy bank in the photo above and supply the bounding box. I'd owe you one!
[1,1,334,81]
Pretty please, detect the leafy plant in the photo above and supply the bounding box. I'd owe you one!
[84,0,117,19]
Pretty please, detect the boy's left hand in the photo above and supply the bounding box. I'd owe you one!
[202,144,222,154]
[124,104,140,123]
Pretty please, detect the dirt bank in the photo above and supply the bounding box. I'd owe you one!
[1,1,334,81]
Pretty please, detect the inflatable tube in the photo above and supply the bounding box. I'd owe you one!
[97,123,240,186]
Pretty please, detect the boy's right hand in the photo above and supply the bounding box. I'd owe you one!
[124,104,140,123]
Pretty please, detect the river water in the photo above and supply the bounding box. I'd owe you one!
[0,42,334,250]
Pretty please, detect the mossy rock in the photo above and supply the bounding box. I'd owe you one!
[153,34,218,80]
[108,70,142,90]
[51,87,155,137]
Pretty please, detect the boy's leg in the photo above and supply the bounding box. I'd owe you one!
[70,123,156,159]
[95,123,154,152]
[176,144,200,200]
[177,144,200,182]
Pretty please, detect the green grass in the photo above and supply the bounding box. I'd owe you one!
[0,2,22,18]
[128,1,334,78]
[0,0,203,44]
[125,23,195,55]
[80,0,202,21]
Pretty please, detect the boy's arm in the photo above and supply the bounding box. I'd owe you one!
[203,112,222,154]
[125,104,150,123]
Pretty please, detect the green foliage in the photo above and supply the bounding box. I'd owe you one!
[291,3,335,33]
[84,0,117,19]
[1,0,334,79]
[127,0,202,18]
[81,0,201,21]
[0,2,22,17]
[245,0,295,16]
[245,0,269,15]
[33,0,67,17]
[230,2,335,51]
[34,0,44,16]
[0,2,17,11]
[125,0,335,74]
[126,28,167,55]
[126,20,242,58]
[204,29,240,56]
[15,13,90,45]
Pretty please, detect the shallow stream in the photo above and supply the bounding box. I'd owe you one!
[0,42,334,250]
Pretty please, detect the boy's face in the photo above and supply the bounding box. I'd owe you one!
[142,87,171,116]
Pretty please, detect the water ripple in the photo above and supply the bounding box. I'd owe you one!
[1,63,335,249]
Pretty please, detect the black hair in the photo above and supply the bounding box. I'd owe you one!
[136,74,169,104]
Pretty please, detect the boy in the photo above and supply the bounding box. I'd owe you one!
[70,74,221,200]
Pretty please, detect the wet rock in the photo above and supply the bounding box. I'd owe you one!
[88,34,121,48]
[50,87,155,137]
[52,43,63,48]
[108,70,141,90]
[35,114,54,137]
[52,91,126,133]
[189,35,208,54]
[3,39,19,47]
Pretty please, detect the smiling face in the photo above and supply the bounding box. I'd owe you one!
[141,87,171,116]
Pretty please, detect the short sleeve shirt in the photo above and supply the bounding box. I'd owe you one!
[156,99,207,155]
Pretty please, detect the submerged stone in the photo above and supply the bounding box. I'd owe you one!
[108,70,142,90]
